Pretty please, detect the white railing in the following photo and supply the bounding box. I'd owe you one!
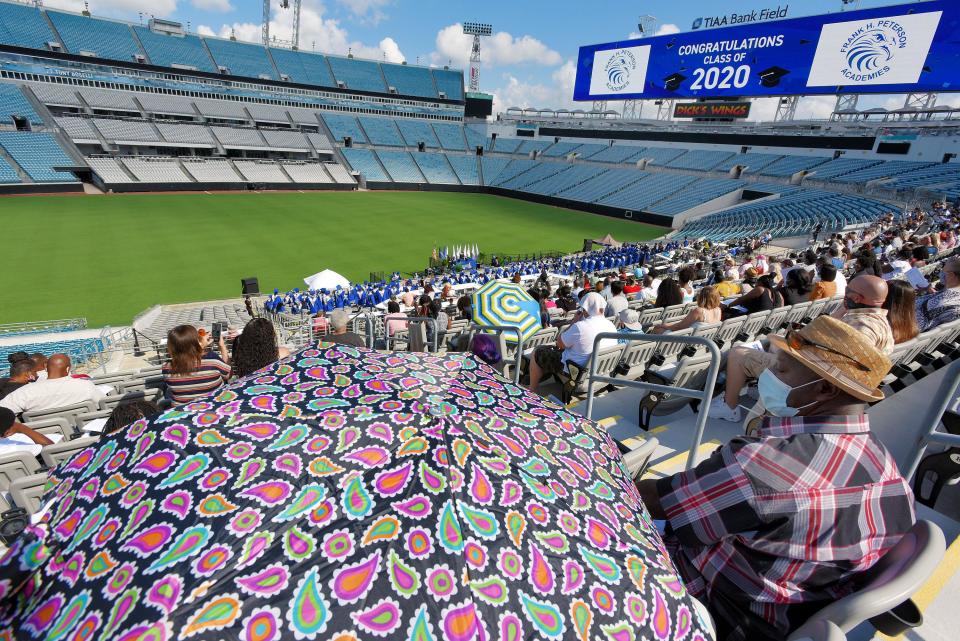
[0,318,87,336]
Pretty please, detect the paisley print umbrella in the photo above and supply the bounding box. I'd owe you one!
[0,343,714,641]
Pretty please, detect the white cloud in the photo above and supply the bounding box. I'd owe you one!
[196,24,216,37]
[655,23,681,36]
[490,59,579,117]
[42,0,177,16]
[206,1,404,62]
[191,0,232,12]
[336,0,390,25]
[432,23,562,68]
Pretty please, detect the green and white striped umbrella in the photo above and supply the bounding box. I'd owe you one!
[471,280,542,343]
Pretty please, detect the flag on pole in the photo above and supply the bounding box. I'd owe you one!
[432,246,438,261]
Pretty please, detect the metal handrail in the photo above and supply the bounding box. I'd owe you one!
[902,360,960,481]
[469,323,524,384]
[385,316,439,353]
[584,332,722,470]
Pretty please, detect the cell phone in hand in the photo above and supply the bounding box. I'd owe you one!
[211,322,222,342]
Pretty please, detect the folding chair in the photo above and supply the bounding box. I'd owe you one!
[9,473,49,516]
[0,452,42,491]
[40,436,99,468]
[23,401,98,427]
[561,345,625,404]
[24,417,74,440]
[638,353,714,431]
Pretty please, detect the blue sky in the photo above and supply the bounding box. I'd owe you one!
[40,0,952,119]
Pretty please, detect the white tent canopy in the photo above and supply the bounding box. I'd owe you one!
[303,269,351,291]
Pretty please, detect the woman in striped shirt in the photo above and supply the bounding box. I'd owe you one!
[162,325,231,405]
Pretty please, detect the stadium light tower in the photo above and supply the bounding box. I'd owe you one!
[263,0,303,50]
[463,22,493,93]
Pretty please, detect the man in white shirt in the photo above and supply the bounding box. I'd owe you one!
[605,281,629,319]
[528,292,617,393]
[1,354,105,417]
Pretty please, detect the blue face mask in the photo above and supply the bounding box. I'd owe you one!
[758,370,820,417]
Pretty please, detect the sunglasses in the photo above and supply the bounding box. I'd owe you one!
[785,330,870,372]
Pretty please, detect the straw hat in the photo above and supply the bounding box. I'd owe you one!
[768,315,892,402]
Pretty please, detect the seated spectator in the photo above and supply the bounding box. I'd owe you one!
[426,299,452,351]
[678,267,696,303]
[101,399,160,439]
[884,279,919,344]
[0,354,105,416]
[605,281,629,319]
[455,295,473,320]
[655,278,684,308]
[0,407,52,457]
[231,318,291,378]
[528,292,617,394]
[312,310,329,335]
[555,286,578,312]
[652,287,721,334]
[384,301,409,338]
[809,263,838,301]
[713,271,741,299]
[162,325,231,406]
[639,275,658,305]
[0,359,36,402]
[638,316,913,641]
[322,309,367,348]
[623,277,642,298]
[616,309,645,343]
[724,274,781,318]
[832,275,895,354]
[739,268,758,294]
[778,268,813,306]
[916,258,960,331]
[400,288,416,308]
[30,354,48,382]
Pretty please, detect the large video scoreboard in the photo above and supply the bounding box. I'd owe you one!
[574,1,959,101]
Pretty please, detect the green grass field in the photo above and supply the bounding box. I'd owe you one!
[1,191,666,327]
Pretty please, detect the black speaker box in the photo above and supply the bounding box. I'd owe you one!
[241,277,260,296]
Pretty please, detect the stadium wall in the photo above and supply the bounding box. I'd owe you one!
[536,127,876,151]
[485,187,676,227]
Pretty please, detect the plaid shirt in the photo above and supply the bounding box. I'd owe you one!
[657,416,915,641]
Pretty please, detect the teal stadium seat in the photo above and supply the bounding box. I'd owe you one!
[204,37,277,79]
[133,27,216,73]
[327,56,387,93]
[381,63,437,98]
[0,2,56,50]
[47,11,142,62]
[270,48,337,87]
[0,84,42,125]
[432,68,464,100]
[0,131,76,182]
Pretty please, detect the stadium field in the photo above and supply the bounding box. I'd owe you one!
[1,191,666,327]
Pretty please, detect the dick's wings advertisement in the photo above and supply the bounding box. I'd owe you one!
[574,0,958,100]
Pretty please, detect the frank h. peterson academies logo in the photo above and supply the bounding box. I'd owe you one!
[840,21,908,82]
[605,49,637,92]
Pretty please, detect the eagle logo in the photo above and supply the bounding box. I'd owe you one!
[605,49,637,91]
[846,28,898,72]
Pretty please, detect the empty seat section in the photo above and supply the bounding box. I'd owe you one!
[464,126,485,150]
[480,157,510,185]
[269,48,336,87]
[377,150,423,182]
[432,123,466,150]
[55,116,99,141]
[571,143,607,158]
[0,155,18,183]
[488,158,537,186]
[491,138,522,154]
[134,27,215,72]
[245,103,290,123]
[541,142,583,157]
[47,11,142,62]
[0,84,41,124]
[395,119,439,147]
[327,56,386,93]
[261,129,310,150]
[589,145,646,163]
[28,84,82,107]
[156,122,216,146]
[745,182,802,195]
[79,88,139,112]
[648,178,743,215]
[432,68,463,100]
[831,160,937,183]
[413,153,457,184]
[0,132,76,182]
[93,118,158,142]
[121,157,191,182]
[715,152,782,172]
[642,146,687,166]
[341,147,388,181]
[194,99,248,121]
[525,165,606,196]
[447,155,479,185]
[381,64,436,98]
[181,159,241,182]
[324,163,355,184]
[306,132,333,152]
[499,162,567,190]
[0,2,56,50]
[282,163,332,183]
[665,149,733,171]
[322,113,366,144]
[758,155,831,176]
[515,140,553,156]
[808,158,883,180]
[599,173,698,210]
[357,116,403,146]
[233,161,289,182]
[210,126,265,148]
[204,37,276,79]
[136,93,196,116]
[885,164,960,189]
[557,168,644,202]
[87,156,134,183]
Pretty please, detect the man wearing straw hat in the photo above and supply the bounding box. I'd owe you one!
[636,316,915,641]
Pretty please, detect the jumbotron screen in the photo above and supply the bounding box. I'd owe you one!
[574,0,960,101]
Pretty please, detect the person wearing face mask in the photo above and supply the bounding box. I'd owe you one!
[0,353,105,418]
[831,274,894,355]
[0,359,36,401]
[636,316,914,641]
